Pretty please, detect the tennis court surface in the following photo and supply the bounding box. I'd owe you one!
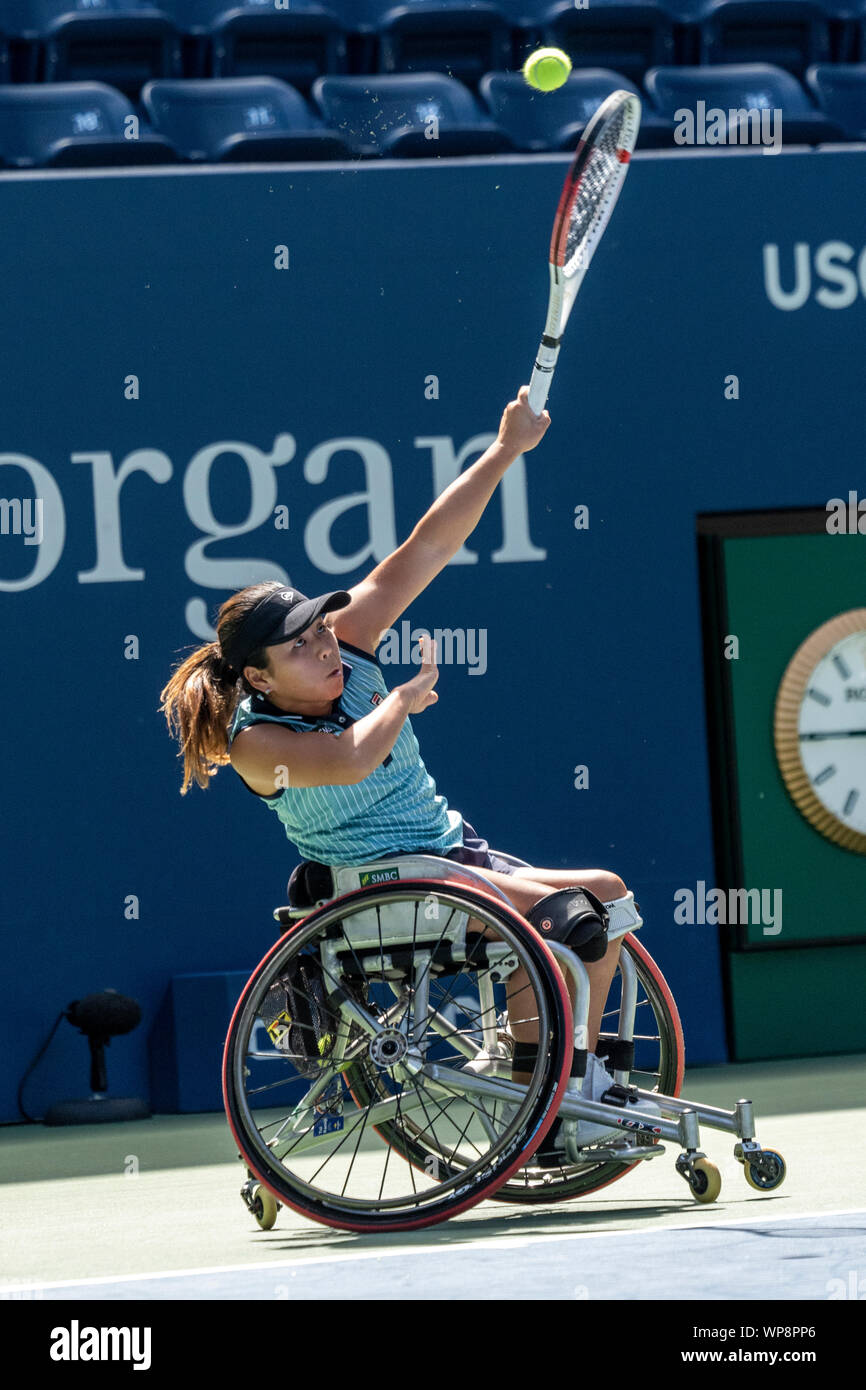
[2,1054,864,1302]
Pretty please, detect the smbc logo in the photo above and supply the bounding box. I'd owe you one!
[359,867,400,887]
[764,242,866,309]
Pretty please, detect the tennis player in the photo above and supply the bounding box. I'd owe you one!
[161,386,653,1159]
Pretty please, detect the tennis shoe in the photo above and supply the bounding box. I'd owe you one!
[570,1052,663,1152]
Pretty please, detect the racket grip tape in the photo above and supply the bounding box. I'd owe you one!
[528,336,560,415]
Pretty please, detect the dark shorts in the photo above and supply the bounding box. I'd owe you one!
[442,821,522,877]
[287,824,523,906]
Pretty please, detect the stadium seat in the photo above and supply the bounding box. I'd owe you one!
[312,72,514,155]
[0,82,178,167]
[0,27,10,88]
[141,76,352,160]
[817,0,862,64]
[479,68,674,148]
[352,1,513,88]
[4,1,183,95]
[660,0,715,65]
[540,0,677,86]
[693,0,832,75]
[169,1,348,93]
[806,61,866,134]
[645,61,846,141]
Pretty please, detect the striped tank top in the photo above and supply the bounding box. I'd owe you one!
[228,639,465,867]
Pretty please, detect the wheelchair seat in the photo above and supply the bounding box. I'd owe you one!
[285,854,643,937]
[285,852,519,912]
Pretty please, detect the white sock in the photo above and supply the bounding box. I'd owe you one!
[581,1052,615,1100]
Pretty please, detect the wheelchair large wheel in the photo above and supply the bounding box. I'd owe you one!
[224,879,573,1233]
[351,931,684,1205]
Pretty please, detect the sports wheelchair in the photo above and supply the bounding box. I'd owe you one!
[224,852,786,1233]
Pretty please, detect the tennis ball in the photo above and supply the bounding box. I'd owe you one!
[522,48,572,93]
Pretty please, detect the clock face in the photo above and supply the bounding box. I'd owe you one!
[775,609,866,854]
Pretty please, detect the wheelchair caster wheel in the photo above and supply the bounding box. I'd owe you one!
[250,1184,280,1230]
[688,1158,721,1204]
[743,1149,786,1192]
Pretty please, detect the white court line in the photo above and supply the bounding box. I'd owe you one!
[4,1206,865,1295]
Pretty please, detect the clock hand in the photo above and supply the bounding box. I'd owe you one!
[799,731,866,740]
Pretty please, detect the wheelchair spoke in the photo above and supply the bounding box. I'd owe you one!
[390,1078,418,1195]
[340,1093,373,1199]
[227,879,571,1228]
[409,905,469,1008]
[413,1080,486,1172]
[245,1072,316,1099]
[306,1104,376,1184]
[376,1109,395,1201]
[416,1073,495,1165]
[405,1082,465,1157]
[416,961,499,1050]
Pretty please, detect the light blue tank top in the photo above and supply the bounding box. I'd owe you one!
[228,640,464,867]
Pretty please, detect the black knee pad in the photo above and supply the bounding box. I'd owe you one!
[525,886,610,962]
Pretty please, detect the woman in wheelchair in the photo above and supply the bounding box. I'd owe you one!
[161,384,655,1164]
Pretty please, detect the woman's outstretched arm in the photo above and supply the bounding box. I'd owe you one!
[334,386,550,653]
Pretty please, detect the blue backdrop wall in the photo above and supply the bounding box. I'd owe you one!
[2,149,865,1121]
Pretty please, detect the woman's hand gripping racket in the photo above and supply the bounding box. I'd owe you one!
[528,90,641,417]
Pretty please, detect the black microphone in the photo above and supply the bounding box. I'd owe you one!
[38,988,151,1126]
[65,991,142,1092]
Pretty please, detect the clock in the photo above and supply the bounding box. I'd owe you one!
[774,608,866,854]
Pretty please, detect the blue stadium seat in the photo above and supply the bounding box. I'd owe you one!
[0,82,178,167]
[479,67,674,147]
[540,0,676,86]
[645,61,846,141]
[806,60,866,134]
[352,1,513,88]
[0,23,10,87]
[168,1,348,92]
[667,0,866,64]
[4,2,183,95]
[141,76,352,160]
[693,0,832,75]
[659,0,715,65]
[312,71,514,154]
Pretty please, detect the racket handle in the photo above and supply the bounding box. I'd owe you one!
[528,338,560,415]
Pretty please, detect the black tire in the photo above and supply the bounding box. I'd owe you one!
[224,879,573,1233]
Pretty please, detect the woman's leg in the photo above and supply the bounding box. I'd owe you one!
[510,867,627,1052]
[461,869,562,1055]
[462,865,628,1075]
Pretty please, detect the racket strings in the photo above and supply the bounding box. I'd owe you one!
[564,108,633,277]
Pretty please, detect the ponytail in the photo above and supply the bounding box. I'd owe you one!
[159,580,283,793]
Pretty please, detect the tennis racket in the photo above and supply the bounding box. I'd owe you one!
[528,90,641,417]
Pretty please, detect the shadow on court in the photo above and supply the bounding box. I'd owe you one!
[1,1053,862,1185]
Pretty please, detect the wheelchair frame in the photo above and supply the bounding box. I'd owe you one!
[226,851,786,1231]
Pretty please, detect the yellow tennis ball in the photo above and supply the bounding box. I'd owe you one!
[522,48,572,93]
